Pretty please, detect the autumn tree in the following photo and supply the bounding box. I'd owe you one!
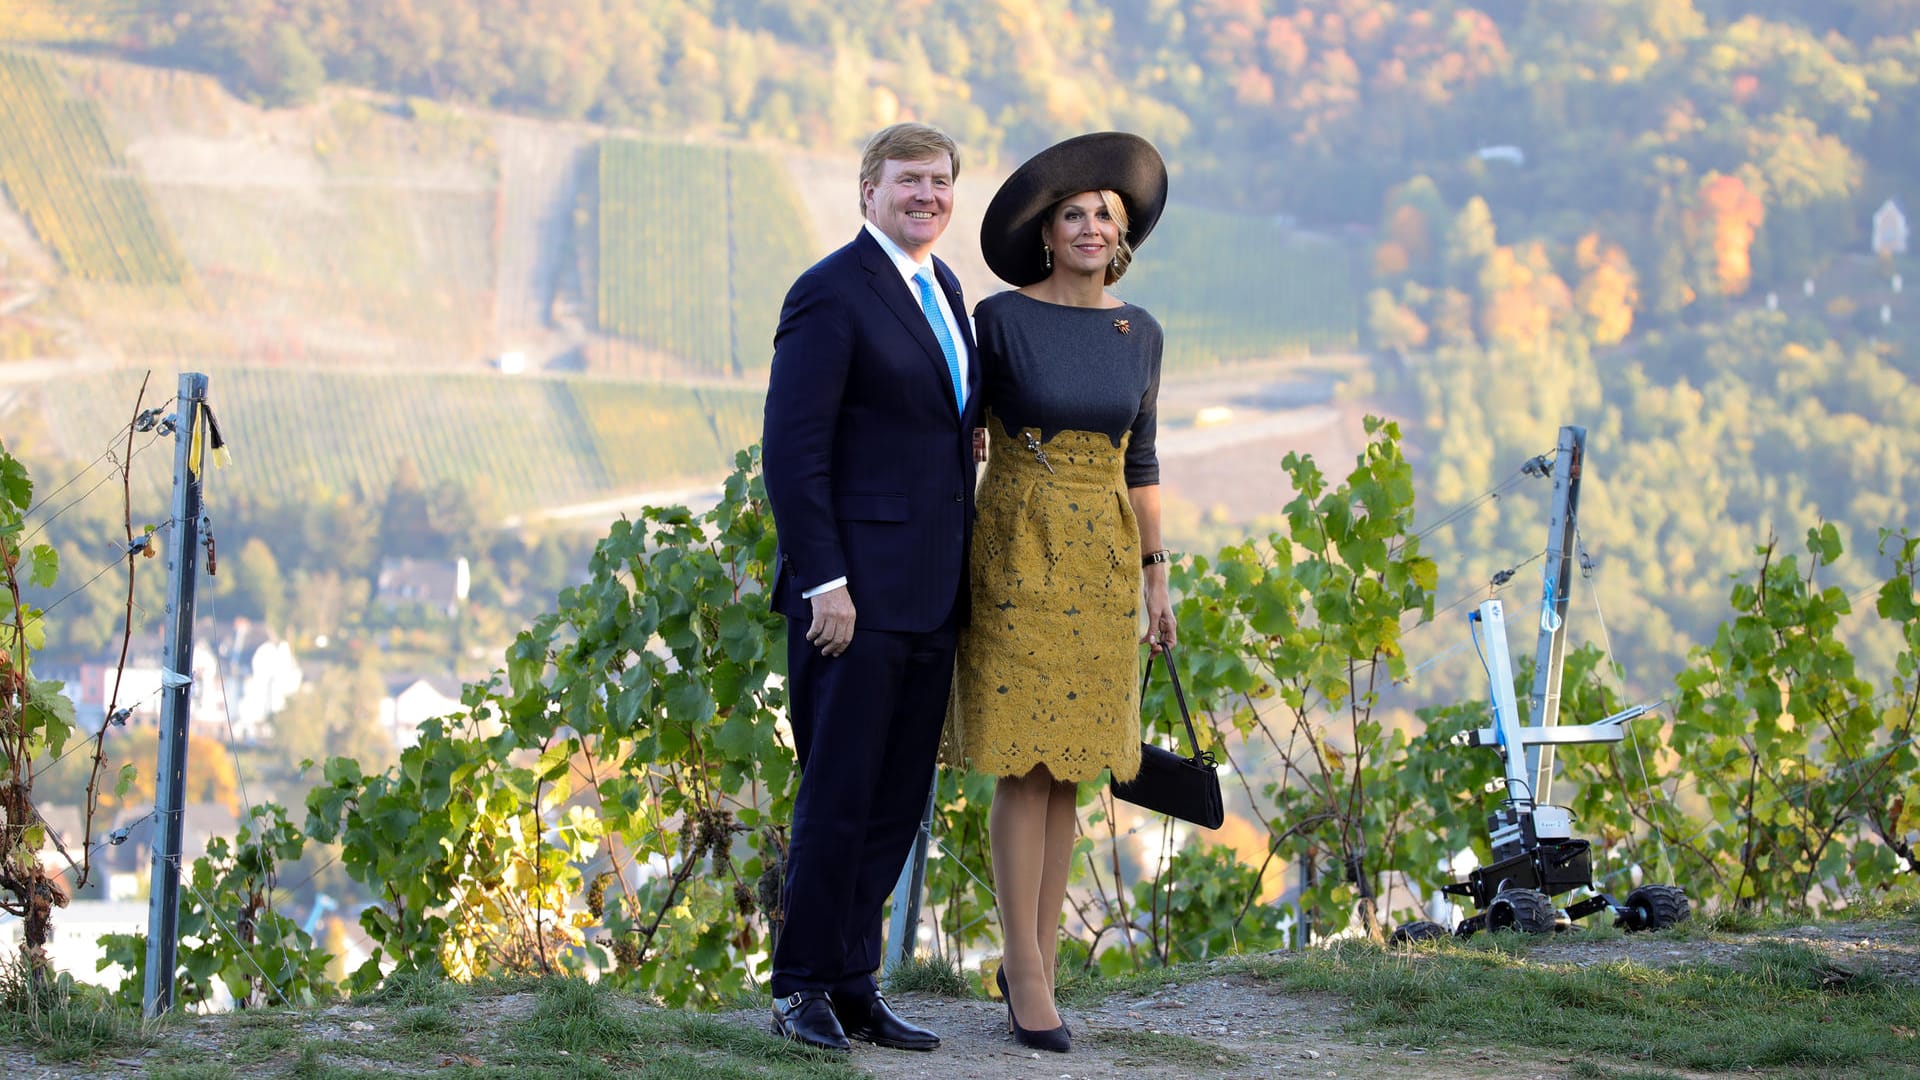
[1379,174,1448,283]
[1690,172,1766,298]
[1444,196,1497,289]
[1477,241,1572,352]
[1573,233,1640,345]
[1366,287,1430,353]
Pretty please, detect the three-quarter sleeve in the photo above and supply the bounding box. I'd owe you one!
[1123,322,1162,487]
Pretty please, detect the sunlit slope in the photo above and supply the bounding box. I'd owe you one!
[1123,206,1359,369]
[0,50,193,287]
[36,369,768,510]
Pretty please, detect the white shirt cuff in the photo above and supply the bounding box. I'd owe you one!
[801,577,849,599]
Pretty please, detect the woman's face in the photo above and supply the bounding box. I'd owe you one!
[1045,191,1120,279]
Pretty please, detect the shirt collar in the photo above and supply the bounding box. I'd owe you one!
[863,221,933,285]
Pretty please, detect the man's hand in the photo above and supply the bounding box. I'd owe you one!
[806,587,857,657]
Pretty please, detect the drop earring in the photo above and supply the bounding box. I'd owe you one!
[1043,245,1052,272]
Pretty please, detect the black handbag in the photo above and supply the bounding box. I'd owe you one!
[1110,644,1225,829]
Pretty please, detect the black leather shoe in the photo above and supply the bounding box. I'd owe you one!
[771,991,851,1054]
[833,992,940,1051]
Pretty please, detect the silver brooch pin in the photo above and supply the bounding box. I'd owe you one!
[1023,431,1055,474]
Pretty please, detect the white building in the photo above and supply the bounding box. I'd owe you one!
[62,619,302,743]
[1874,198,1908,257]
[0,901,149,988]
[379,675,469,749]
[220,626,304,744]
[375,557,471,618]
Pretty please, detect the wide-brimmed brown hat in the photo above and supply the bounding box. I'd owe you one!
[979,132,1169,288]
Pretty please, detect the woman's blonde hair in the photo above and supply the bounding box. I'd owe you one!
[1098,189,1134,285]
[1049,190,1135,285]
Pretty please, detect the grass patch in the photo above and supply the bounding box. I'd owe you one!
[0,957,148,1061]
[884,954,973,998]
[356,966,467,1009]
[397,1003,462,1037]
[494,976,858,1079]
[1055,958,1210,1008]
[515,975,647,1056]
[230,1023,297,1065]
[1236,938,1920,1074]
[287,1042,394,1080]
[1702,909,1776,934]
[1089,1028,1251,1068]
[1839,888,1920,925]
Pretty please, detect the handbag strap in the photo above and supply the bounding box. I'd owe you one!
[1141,644,1209,763]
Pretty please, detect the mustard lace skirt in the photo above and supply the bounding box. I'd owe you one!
[949,418,1143,783]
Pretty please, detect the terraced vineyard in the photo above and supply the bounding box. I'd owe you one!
[37,369,767,513]
[1123,205,1359,369]
[594,139,813,375]
[0,49,193,286]
[725,150,816,373]
[566,381,764,491]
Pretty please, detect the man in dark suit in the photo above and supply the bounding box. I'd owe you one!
[760,122,979,1054]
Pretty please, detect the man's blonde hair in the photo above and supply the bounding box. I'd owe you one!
[858,123,961,215]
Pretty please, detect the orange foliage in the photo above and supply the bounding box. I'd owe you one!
[1478,242,1572,351]
[1574,233,1640,345]
[1234,66,1276,106]
[1374,241,1411,279]
[1265,18,1309,74]
[1212,812,1290,903]
[100,732,243,816]
[1384,203,1433,269]
[1693,173,1766,297]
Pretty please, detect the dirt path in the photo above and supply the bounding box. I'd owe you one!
[7,919,1920,1079]
[721,919,1920,1080]
[726,976,1540,1080]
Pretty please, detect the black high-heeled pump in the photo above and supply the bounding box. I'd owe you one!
[996,965,1070,1053]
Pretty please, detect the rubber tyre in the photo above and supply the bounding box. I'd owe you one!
[1389,920,1450,945]
[1487,888,1556,934]
[1622,884,1690,931]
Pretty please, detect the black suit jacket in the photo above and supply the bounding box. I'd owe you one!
[762,228,982,633]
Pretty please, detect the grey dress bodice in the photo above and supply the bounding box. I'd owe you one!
[972,290,1163,487]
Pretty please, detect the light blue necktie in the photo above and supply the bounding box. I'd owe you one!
[914,267,965,408]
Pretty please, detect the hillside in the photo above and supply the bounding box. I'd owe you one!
[0,1,1911,701]
[0,46,1362,524]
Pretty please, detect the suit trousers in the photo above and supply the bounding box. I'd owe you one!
[771,613,957,998]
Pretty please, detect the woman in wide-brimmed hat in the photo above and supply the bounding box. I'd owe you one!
[947,131,1173,1054]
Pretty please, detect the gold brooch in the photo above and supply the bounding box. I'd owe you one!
[1113,319,1131,335]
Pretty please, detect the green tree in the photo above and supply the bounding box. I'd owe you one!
[272,658,393,772]
[1444,197,1497,291]
[258,24,324,108]
[226,537,288,631]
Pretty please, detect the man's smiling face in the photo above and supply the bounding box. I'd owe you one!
[863,154,954,261]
